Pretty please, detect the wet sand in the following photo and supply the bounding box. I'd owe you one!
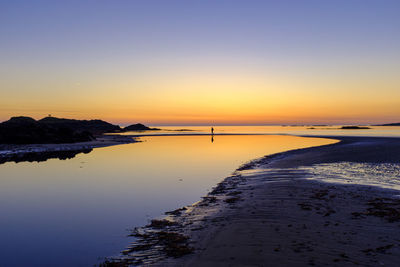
[126,136,400,267]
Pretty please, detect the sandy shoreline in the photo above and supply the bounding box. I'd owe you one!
[105,136,400,266]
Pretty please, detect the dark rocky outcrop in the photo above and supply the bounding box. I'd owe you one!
[0,116,94,144]
[123,123,160,132]
[340,126,371,129]
[39,116,121,134]
[0,116,121,144]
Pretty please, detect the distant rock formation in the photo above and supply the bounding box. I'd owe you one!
[0,116,120,144]
[375,122,400,126]
[123,123,160,131]
[340,126,371,129]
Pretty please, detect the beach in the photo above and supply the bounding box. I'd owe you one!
[3,1,400,266]
[114,136,400,266]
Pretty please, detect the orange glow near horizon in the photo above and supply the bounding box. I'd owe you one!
[1,70,399,125]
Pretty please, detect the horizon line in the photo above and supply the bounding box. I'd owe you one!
[1,115,397,127]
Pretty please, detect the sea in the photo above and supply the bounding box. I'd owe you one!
[1,125,400,266]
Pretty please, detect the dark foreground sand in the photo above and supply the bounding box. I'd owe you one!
[105,136,400,267]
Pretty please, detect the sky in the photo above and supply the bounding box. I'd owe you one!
[1,0,399,125]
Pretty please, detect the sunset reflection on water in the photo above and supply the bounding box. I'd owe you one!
[0,134,335,266]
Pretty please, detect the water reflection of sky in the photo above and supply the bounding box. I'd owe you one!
[306,162,400,191]
[0,135,335,267]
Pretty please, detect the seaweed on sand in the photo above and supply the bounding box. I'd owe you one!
[365,198,400,222]
[165,207,187,216]
[100,220,193,266]
[350,197,400,223]
[224,196,241,204]
[149,219,178,228]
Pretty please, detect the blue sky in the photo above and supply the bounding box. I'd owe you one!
[1,0,399,124]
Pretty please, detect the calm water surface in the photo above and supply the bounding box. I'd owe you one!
[0,134,335,266]
[307,162,400,190]
[120,125,400,137]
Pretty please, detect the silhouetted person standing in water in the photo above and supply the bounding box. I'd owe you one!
[211,127,214,135]
[211,127,214,143]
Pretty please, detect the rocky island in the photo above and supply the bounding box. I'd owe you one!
[0,116,134,164]
[340,126,371,129]
[375,122,400,126]
[123,123,160,132]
